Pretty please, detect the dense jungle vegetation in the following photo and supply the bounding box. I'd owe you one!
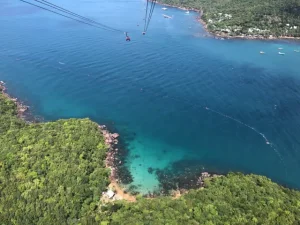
[0,92,110,224]
[100,173,300,225]
[1,92,300,225]
[160,0,300,37]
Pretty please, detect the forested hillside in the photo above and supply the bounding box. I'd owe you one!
[1,92,300,225]
[99,173,300,225]
[0,92,109,224]
[160,0,300,38]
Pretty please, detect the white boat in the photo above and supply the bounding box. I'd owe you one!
[278,47,283,50]
[294,50,300,53]
[185,11,190,14]
[278,52,285,55]
[260,51,265,54]
[58,62,65,65]
[162,7,167,10]
[162,14,172,19]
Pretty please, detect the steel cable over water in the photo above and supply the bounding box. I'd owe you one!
[37,0,124,32]
[20,0,157,36]
[20,0,125,33]
[145,0,156,32]
[143,0,157,33]
[143,0,149,32]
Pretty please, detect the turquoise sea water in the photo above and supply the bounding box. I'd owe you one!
[1,0,300,193]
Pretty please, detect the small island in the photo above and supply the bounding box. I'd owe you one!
[1,82,300,224]
[160,0,300,39]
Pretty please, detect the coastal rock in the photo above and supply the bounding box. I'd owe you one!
[201,172,209,178]
[105,138,113,144]
[196,172,222,186]
[0,82,32,119]
[99,123,124,183]
[0,82,5,92]
[112,133,119,138]
[99,125,106,129]
[19,107,27,113]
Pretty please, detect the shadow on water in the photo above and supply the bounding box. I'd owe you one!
[155,157,299,194]
[154,159,224,194]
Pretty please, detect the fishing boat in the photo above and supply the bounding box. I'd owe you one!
[162,14,172,19]
[278,52,285,55]
[294,50,300,53]
[162,7,167,10]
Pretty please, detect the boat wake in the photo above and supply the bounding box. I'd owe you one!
[203,106,286,173]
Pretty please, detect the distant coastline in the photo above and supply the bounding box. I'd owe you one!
[157,2,300,41]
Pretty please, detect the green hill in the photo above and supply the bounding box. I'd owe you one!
[1,91,300,225]
[0,92,109,224]
[100,173,300,225]
[160,0,300,38]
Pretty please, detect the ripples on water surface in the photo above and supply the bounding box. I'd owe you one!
[1,0,300,193]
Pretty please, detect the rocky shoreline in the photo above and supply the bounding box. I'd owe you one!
[100,121,222,199]
[1,80,134,201]
[199,17,300,41]
[101,125,134,186]
[158,2,200,13]
[100,124,120,182]
[0,81,29,118]
[1,80,220,201]
[99,125,137,201]
[100,121,221,199]
[154,161,223,196]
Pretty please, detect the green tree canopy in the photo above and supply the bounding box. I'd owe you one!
[160,0,300,37]
[100,173,300,225]
[0,93,109,224]
[1,92,300,225]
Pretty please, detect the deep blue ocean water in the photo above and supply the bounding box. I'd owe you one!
[1,0,300,193]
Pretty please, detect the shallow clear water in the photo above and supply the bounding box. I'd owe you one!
[1,0,300,193]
